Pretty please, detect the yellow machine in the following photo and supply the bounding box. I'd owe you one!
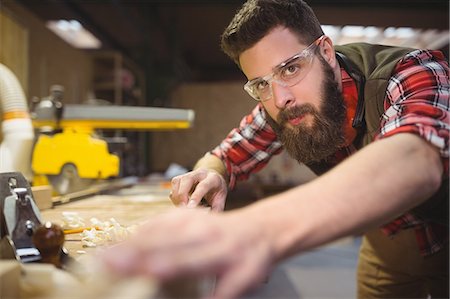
[31,88,194,195]
[32,127,120,194]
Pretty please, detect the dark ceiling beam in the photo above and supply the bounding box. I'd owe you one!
[110,0,147,39]
[313,6,448,29]
[135,0,448,9]
[309,0,448,8]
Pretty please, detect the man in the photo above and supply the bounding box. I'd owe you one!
[103,1,449,298]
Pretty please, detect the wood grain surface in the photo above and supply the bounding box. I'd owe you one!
[40,182,175,257]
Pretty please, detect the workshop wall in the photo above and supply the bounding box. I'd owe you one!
[150,81,254,170]
[0,9,28,93]
[0,2,92,103]
[150,81,316,186]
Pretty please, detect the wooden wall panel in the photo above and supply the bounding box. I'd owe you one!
[0,9,28,94]
[150,81,254,172]
[1,2,92,103]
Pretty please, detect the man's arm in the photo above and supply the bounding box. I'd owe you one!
[103,134,443,299]
[240,133,443,260]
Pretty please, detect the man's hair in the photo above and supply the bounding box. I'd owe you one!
[221,0,324,66]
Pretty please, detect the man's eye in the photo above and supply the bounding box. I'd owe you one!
[281,63,301,78]
[255,80,269,91]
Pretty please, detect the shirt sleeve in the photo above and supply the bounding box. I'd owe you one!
[210,103,283,188]
[376,49,449,173]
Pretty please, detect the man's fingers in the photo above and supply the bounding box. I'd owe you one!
[102,208,272,299]
[170,176,184,205]
[171,174,198,206]
[188,173,227,210]
[188,182,210,208]
[170,169,227,210]
[210,196,226,212]
[178,171,210,204]
[184,172,222,209]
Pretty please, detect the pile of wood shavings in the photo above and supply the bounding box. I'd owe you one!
[62,211,86,229]
[61,212,137,247]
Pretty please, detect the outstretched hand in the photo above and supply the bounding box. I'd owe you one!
[102,208,275,299]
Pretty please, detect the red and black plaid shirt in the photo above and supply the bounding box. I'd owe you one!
[211,49,449,256]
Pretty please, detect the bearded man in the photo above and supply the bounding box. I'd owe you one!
[103,1,449,298]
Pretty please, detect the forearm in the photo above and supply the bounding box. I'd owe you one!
[237,133,443,261]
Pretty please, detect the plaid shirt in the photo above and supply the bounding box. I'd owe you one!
[211,49,449,256]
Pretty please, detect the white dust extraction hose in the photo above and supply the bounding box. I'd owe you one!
[0,63,34,180]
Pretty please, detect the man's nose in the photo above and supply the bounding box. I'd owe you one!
[271,80,295,109]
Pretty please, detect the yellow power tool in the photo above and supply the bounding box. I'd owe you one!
[31,88,194,195]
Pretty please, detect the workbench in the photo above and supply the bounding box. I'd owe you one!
[6,180,314,299]
[36,180,218,299]
[40,181,175,256]
[1,179,184,299]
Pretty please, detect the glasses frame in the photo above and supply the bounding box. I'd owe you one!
[244,35,326,102]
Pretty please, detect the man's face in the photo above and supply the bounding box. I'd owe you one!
[240,27,346,164]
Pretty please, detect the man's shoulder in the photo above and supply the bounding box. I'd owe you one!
[335,43,416,80]
[334,44,448,71]
[335,43,415,63]
[335,42,413,53]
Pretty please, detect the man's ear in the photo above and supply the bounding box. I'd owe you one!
[320,36,337,68]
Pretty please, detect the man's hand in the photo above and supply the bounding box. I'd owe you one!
[170,168,228,212]
[102,208,274,299]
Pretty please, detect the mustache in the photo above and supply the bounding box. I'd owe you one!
[277,104,317,125]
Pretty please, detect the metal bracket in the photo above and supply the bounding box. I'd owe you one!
[0,172,42,262]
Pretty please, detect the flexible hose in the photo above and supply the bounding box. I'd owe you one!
[0,63,34,180]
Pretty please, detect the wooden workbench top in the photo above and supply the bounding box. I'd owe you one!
[40,182,175,257]
[35,182,217,299]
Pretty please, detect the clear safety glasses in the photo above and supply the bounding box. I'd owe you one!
[244,35,325,102]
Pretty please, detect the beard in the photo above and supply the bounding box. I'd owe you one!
[265,56,346,164]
